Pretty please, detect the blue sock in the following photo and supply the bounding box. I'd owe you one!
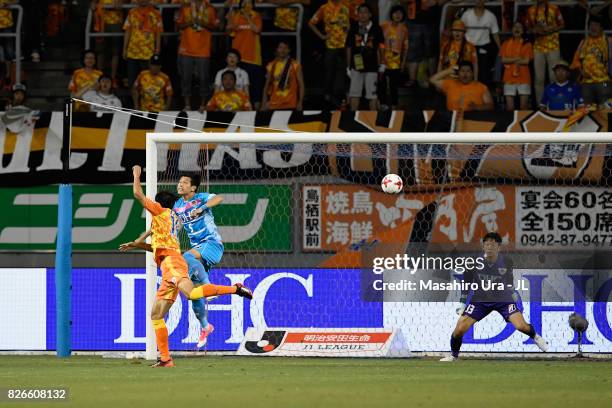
[450,335,463,358]
[191,298,208,330]
[184,252,210,329]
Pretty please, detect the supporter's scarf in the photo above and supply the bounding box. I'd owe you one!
[274,58,292,91]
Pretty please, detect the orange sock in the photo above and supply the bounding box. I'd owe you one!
[152,319,170,361]
[189,284,237,300]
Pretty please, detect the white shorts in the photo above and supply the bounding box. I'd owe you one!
[348,71,378,99]
[503,83,531,96]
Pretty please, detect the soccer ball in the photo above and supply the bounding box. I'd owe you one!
[381,174,403,194]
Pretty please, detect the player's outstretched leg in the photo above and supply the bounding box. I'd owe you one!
[233,283,253,299]
[187,283,253,300]
[440,314,477,362]
[508,312,548,352]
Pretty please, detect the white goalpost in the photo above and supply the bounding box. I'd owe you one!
[145,132,612,360]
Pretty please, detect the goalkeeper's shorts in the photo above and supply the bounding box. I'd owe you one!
[463,302,520,322]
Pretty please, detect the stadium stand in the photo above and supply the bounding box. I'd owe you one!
[0,0,610,111]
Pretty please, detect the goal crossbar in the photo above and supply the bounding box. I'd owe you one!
[146,132,612,144]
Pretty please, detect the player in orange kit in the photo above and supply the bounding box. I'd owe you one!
[120,165,253,367]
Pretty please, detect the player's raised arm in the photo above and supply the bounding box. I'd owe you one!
[132,165,146,206]
[206,194,223,208]
[193,194,223,217]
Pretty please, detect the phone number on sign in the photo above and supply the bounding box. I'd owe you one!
[520,234,612,246]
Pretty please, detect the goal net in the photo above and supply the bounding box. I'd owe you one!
[145,132,612,359]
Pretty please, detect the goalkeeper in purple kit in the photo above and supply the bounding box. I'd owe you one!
[440,232,548,361]
[173,173,225,348]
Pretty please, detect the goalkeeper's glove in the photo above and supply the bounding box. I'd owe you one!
[455,302,466,315]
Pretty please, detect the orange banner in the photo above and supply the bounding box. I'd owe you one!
[304,184,516,267]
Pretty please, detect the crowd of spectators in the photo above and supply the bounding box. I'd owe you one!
[2,0,612,112]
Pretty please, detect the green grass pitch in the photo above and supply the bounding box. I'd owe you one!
[0,356,610,408]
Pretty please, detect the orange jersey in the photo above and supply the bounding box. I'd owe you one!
[266,58,301,109]
[526,4,563,53]
[135,70,173,112]
[143,197,182,264]
[309,1,350,49]
[228,10,262,65]
[571,34,612,84]
[123,6,163,60]
[439,39,477,70]
[176,2,218,58]
[207,90,252,112]
[343,0,364,21]
[95,0,124,28]
[274,6,298,31]
[500,37,533,85]
[381,21,408,70]
[69,68,103,112]
[0,0,13,29]
[441,79,489,112]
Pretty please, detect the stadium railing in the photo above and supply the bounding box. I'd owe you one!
[0,4,23,84]
[84,3,304,62]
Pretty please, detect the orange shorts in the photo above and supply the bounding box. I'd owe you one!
[156,254,189,302]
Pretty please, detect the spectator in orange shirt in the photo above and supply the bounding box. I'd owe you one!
[344,0,364,21]
[0,0,17,85]
[438,20,478,80]
[123,0,163,86]
[500,22,533,110]
[380,5,408,110]
[571,16,612,108]
[91,0,125,87]
[176,0,219,111]
[309,0,351,107]
[266,0,310,32]
[69,49,103,112]
[226,0,263,108]
[262,40,304,111]
[132,54,173,112]
[206,70,252,112]
[430,61,494,111]
[525,0,564,105]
